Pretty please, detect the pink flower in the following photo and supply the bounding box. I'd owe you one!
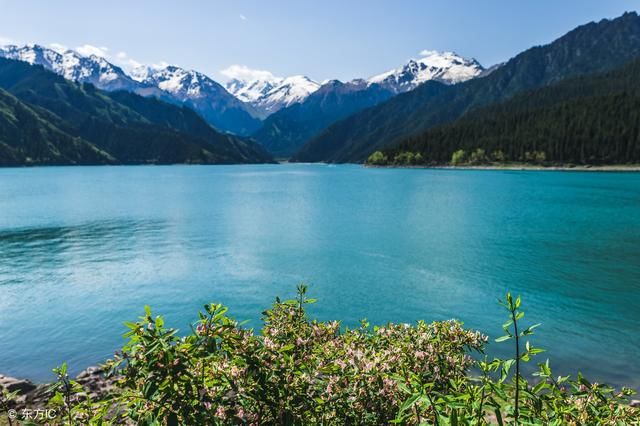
[236,407,246,420]
[215,406,226,419]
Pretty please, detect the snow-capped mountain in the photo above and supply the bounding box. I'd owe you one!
[226,51,481,118]
[132,65,230,100]
[251,51,484,157]
[0,44,260,135]
[226,77,279,104]
[226,75,320,118]
[0,43,483,135]
[131,65,261,135]
[367,50,484,93]
[0,44,141,92]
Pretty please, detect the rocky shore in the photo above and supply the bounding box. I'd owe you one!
[0,367,116,410]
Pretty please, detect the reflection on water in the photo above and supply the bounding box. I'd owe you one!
[0,220,166,284]
[0,164,638,389]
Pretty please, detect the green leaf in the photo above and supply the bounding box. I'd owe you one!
[399,393,421,413]
[521,323,541,336]
[124,321,139,330]
[502,359,515,377]
[279,343,295,352]
[495,335,511,342]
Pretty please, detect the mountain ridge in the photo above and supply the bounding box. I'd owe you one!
[0,57,273,165]
[384,57,640,165]
[292,11,640,163]
[226,74,320,118]
[130,64,262,135]
[0,44,261,136]
[252,51,484,157]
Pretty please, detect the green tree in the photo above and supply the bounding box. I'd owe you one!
[492,149,506,162]
[367,151,389,165]
[393,151,416,165]
[451,149,466,165]
[469,148,488,165]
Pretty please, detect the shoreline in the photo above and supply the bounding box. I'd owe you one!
[0,367,116,410]
[364,163,640,172]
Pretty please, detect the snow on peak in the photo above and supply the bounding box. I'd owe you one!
[225,72,320,116]
[368,50,484,93]
[0,43,137,90]
[226,76,280,104]
[223,51,481,117]
[266,75,320,106]
[132,65,227,100]
[0,42,483,122]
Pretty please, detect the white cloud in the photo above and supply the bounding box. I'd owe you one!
[419,49,438,57]
[220,64,279,82]
[150,61,169,69]
[74,45,142,70]
[0,35,15,46]
[239,14,247,21]
[76,44,109,58]
[49,42,68,53]
[114,51,141,69]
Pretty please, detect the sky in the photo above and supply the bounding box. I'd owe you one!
[0,0,638,83]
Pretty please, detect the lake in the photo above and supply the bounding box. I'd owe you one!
[0,164,639,388]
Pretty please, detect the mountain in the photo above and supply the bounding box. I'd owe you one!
[226,74,320,118]
[293,12,640,163]
[0,87,115,166]
[252,51,483,158]
[251,80,395,157]
[0,44,141,92]
[0,44,260,136]
[368,50,484,93]
[131,65,262,135]
[0,57,273,165]
[385,58,640,165]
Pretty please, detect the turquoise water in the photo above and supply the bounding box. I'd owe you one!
[0,164,639,387]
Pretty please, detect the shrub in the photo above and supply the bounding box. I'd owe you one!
[468,148,488,165]
[524,150,547,164]
[32,287,639,425]
[451,149,466,165]
[366,151,389,165]
[393,151,423,165]
[491,149,506,162]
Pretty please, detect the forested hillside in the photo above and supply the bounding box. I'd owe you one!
[0,58,273,165]
[293,12,640,163]
[383,59,640,165]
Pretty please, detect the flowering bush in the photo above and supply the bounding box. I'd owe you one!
[33,286,639,425]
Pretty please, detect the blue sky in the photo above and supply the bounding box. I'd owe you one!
[0,0,638,82]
